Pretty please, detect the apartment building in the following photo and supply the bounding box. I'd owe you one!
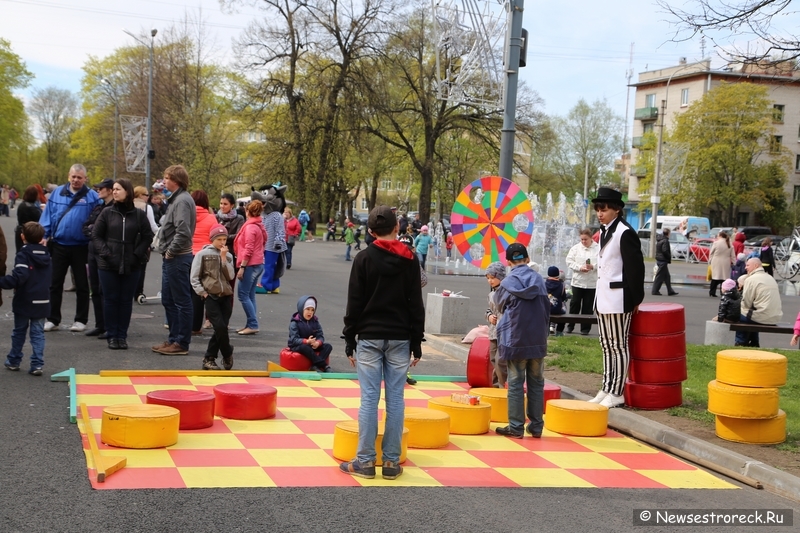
[629,58,800,226]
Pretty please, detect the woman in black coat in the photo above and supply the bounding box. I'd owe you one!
[91,179,154,350]
[15,185,42,252]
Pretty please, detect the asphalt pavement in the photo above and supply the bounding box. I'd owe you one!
[1,213,799,532]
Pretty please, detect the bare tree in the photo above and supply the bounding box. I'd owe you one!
[28,86,77,170]
[659,0,800,62]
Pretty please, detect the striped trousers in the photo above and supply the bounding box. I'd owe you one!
[596,312,633,396]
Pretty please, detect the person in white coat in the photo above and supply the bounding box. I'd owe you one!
[565,228,599,335]
[589,188,645,408]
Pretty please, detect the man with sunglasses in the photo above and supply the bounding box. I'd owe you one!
[40,165,101,332]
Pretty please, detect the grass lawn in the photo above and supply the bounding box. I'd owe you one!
[546,336,799,451]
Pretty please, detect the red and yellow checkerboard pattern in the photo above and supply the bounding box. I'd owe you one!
[75,374,737,490]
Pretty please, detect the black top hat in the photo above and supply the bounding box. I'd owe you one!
[592,187,624,208]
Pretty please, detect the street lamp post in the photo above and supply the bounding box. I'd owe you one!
[649,63,693,258]
[583,157,589,225]
[123,28,157,190]
[102,78,119,180]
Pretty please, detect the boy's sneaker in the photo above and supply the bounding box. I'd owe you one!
[202,358,220,370]
[525,425,542,438]
[70,322,86,332]
[4,362,20,371]
[339,459,375,479]
[222,348,234,371]
[29,368,43,376]
[406,373,417,385]
[495,426,524,439]
[382,461,403,480]
[44,321,58,332]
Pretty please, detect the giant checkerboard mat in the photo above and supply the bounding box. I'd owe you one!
[75,374,737,490]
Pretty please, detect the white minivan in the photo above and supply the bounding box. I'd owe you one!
[641,216,711,239]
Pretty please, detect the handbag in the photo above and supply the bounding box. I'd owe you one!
[274,251,286,279]
[706,264,712,282]
[287,234,296,245]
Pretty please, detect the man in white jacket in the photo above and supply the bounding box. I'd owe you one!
[565,228,599,335]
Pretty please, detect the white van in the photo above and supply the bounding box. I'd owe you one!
[641,216,711,239]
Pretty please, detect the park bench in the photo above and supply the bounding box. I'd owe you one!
[549,314,598,326]
[728,323,794,335]
[705,320,794,345]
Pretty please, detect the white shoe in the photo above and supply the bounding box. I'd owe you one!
[587,390,608,404]
[599,394,625,408]
[70,321,86,332]
[44,321,58,332]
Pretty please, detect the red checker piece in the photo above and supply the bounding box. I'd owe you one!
[543,383,561,413]
[624,380,682,410]
[629,357,687,385]
[145,389,216,430]
[629,332,686,360]
[630,303,685,336]
[279,347,330,371]
[466,337,493,388]
[213,383,278,420]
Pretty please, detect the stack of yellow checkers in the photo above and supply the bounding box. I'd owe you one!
[707,349,787,444]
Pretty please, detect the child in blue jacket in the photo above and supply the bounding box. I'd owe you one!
[288,295,332,372]
[2,222,52,375]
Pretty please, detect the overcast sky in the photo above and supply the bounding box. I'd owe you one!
[0,0,789,122]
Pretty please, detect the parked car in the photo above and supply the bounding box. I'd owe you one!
[639,230,690,260]
[688,238,715,263]
[743,235,788,255]
[737,226,773,241]
[709,227,733,239]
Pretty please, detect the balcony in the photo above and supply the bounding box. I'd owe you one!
[630,165,647,176]
[634,107,659,121]
[632,136,644,148]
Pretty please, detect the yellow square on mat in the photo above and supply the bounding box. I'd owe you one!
[305,380,360,389]
[535,452,628,470]
[568,437,659,454]
[249,448,339,467]
[168,433,245,450]
[78,394,142,406]
[407,450,490,468]
[132,384,198,395]
[188,376,248,386]
[355,467,442,487]
[326,397,367,409]
[307,434,333,449]
[498,467,595,488]
[274,386,322,398]
[402,389,433,400]
[179,466,275,488]
[637,469,737,489]
[277,407,351,421]
[222,419,302,435]
[111,449,176,468]
[76,375,132,385]
[79,418,102,435]
[415,382,467,391]
[449,435,528,452]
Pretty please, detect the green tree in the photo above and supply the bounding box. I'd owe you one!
[0,39,33,186]
[667,82,789,226]
[28,86,78,181]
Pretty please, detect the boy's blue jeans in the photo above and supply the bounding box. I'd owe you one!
[506,358,544,435]
[345,244,352,261]
[355,339,410,465]
[7,316,45,370]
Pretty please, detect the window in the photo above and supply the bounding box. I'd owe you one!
[361,198,368,209]
[794,186,800,202]
[643,123,654,134]
[380,178,392,190]
[681,88,689,106]
[235,175,243,183]
[771,135,783,153]
[796,154,800,172]
[645,93,656,108]
[248,132,256,142]
[430,201,436,210]
[736,212,748,226]
[773,104,785,123]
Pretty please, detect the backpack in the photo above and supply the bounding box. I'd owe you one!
[299,211,310,225]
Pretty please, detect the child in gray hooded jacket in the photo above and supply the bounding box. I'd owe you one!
[485,261,508,388]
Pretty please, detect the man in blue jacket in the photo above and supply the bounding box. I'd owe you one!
[40,164,100,332]
[494,243,550,439]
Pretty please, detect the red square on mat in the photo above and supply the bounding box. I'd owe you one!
[341,408,360,419]
[236,434,320,449]
[293,420,342,434]
[86,406,106,419]
[169,449,259,467]
[129,376,193,385]
[424,467,520,488]
[600,452,695,471]
[181,419,232,434]
[90,467,187,490]
[77,384,138,395]
[468,451,560,469]
[309,387,360,398]
[246,377,305,387]
[278,396,336,408]
[264,466,361,487]
[516,437,594,453]
[568,469,668,489]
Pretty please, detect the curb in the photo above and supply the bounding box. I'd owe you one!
[428,335,800,502]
